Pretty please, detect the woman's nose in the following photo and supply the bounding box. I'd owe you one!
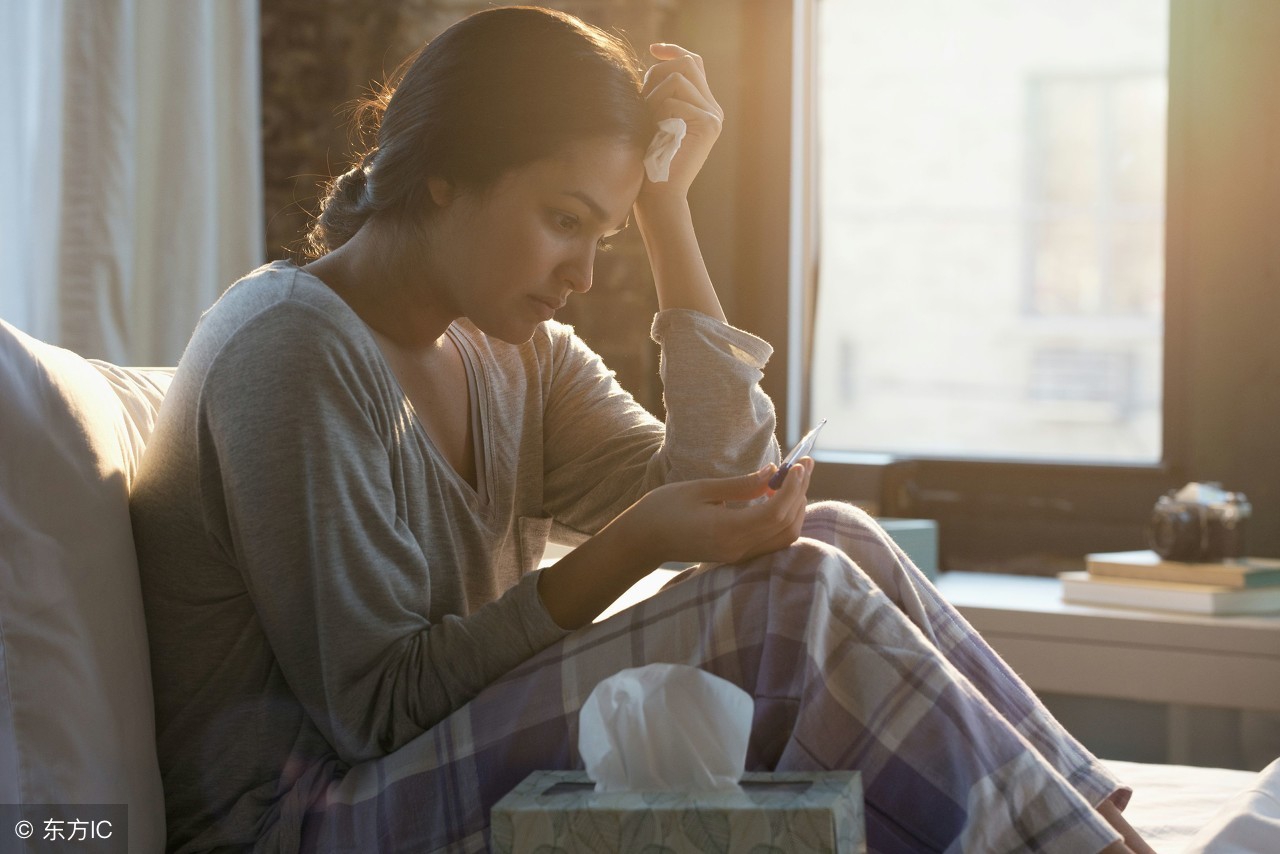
[563,247,595,294]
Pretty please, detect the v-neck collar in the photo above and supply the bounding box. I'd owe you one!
[445,322,492,505]
[287,261,494,508]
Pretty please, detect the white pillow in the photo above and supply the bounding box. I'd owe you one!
[0,318,166,852]
[89,360,174,487]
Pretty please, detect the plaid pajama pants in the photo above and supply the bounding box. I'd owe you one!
[295,501,1130,853]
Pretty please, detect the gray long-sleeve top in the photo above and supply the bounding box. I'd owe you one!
[131,261,778,852]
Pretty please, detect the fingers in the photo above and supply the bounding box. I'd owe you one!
[642,46,721,119]
[764,456,813,497]
[643,58,714,106]
[772,459,812,521]
[644,72,723,127]
[644,44,707,89]
[642,458,813,566]
[694,465,777,503]
[649,42,704,73]
[731,459,811,559]
[769,459,813,536]
[653,99,723,136]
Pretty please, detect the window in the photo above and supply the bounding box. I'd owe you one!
[811,0,1167,464]
[699,0,1280,569]
[1027,74,1166,320]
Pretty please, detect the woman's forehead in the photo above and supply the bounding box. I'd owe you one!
[522,138,645,214]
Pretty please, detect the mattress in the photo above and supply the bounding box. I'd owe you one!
[1105,757,1279,851]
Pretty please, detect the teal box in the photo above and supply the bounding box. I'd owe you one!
[877,517,939,579]
[490,770,864,853]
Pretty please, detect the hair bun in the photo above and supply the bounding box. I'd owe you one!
[334,165,370,205]
[306,164,376,257]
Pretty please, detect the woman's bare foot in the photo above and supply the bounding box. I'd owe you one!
[1098,797,1158,854]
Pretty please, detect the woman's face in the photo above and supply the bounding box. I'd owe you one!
[426,136,646,344]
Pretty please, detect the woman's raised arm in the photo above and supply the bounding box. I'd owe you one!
[633,43,728,322]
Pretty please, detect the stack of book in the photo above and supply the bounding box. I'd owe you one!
[1060,550,1280,616]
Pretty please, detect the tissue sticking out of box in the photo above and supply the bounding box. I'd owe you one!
[578,663,752,793]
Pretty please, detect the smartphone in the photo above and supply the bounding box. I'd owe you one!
[768,419,826,490]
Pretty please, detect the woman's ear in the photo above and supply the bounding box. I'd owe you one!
[427,176,456,207]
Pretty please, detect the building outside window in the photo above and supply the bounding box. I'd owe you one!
[810,0,1168,463]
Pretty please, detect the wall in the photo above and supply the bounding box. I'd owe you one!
[1172,0,1280,557]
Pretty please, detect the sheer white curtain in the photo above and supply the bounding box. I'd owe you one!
[1,0,263,365]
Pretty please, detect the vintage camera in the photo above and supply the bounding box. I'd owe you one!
[1148,483,1251,563]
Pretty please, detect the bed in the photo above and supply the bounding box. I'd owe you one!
[3,318,1276,853]
[1104,757,1279,851]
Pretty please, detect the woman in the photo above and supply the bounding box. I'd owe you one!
[131,7,1153,853]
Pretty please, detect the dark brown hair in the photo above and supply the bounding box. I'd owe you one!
[305,6,651,258]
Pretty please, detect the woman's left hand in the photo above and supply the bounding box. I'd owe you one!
[639,43,725,200]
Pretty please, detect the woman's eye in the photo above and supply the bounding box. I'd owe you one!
[555,213,578,232]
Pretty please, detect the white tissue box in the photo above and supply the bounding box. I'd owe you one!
[489,770,864,853]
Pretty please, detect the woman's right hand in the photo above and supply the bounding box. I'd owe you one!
[536,461,813,630]
[617,460,814,568]
[638,43,724,203]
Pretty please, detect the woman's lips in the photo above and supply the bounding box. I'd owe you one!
[529,295,565,320]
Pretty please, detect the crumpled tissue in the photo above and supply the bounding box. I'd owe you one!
[578,663,752,793]
[643,118,687,183]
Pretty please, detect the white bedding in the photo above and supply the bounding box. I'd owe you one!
[1104,757,1279,851]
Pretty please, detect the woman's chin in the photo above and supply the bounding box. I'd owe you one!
[468,316,546,346]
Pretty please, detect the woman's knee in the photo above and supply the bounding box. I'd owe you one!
[746,536,880,606]
[801,500,894,552]
[802,501,919,580]
[803,498,877,531]
[655,540,869,630]
[798,501,944,640]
